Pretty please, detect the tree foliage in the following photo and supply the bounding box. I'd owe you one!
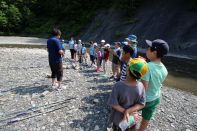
[0,0,196,36]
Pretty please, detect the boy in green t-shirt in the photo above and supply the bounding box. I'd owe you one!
[139,39,169,131]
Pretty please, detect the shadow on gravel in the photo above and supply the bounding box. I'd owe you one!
[88,84,112,91]
[69,92,111,130]
[9,85,52,95]
[62,79,73,83]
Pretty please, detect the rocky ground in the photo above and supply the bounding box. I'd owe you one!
[0,48,196,131]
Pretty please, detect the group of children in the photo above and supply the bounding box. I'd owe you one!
[66,34,169,131]
[68,37,88,65]
[108,38,169,131]
[68,38,111,74]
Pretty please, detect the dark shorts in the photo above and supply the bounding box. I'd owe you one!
[70,49,76,59]
[90,55,95,62]
[99,59,102,66]
[49,62,63,81]
[142,98,160,120]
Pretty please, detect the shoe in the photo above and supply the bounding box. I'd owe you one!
[114,77,120,82]
[56,85,63,91]
[52,84,57,89]
[109,76,114,79]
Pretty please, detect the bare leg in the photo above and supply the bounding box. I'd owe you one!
[52,78,56,85]
[139,119,149,131]
[57,81,62,88]
[103,60,106,74]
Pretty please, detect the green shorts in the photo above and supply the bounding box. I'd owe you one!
[142,98,160,120]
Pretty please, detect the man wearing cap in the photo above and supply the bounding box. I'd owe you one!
[125,34,138,58]
[139,39,169,131]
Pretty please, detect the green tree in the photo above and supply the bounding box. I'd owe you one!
[6,4,22,31]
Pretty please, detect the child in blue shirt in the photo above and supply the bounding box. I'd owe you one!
[89,41,95,66]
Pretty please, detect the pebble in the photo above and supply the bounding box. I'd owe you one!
[41,126,46,130]
[185,129,192,131]
[60,122,65,126]
[0,48,196,131]
[94,125,99,130]
[93,99,99,104]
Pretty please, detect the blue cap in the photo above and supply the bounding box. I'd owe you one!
[125,34,137,43]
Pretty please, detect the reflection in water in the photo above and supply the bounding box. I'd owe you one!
[162,56,197,95]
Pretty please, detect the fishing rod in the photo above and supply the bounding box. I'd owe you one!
[0,97,76,123]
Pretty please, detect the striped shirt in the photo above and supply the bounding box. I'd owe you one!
[120,63,127,81]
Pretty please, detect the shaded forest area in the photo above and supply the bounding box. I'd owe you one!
[0,0,197,38]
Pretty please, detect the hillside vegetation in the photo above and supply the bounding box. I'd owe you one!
[0,0,144,37]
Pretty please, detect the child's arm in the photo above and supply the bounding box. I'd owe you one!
[125,104,145,114]
[108,83,126,113]
[112,105,126,113]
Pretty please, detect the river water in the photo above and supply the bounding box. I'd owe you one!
[0,44,196,95]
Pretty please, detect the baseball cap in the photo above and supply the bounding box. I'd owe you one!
[93,42,98,46]
[101,40,105,43]
[122,41,128,45]
[114,42,121,46]
[145,39,169,57]
[104,43,110,48]
[128,58,148,79]
[125,34,137,43]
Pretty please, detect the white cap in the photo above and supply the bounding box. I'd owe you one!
[78,40,81,42]
[93,42,98,46]
[122,41,128,45]
[101,40,105,43]
[104,44,110,48]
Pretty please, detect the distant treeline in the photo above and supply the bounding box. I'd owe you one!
[0,0,196,37]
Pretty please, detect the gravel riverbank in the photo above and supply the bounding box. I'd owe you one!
[0,48,196,131]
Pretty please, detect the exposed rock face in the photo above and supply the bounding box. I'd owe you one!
[79,0,197,58]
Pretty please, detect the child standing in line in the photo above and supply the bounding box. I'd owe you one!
[139,39,169,131]
[125,34,138,58]
[69,37,75,59]
[111,42,121,81]
[95,46,102,72]
[89,41,95,66]
[103,43,110,75]
[108,58,148,131]
[77,40,83,63]
[81,43,87,65]
[120,45,134,81]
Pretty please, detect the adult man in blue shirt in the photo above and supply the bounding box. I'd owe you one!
[47,28,64,89]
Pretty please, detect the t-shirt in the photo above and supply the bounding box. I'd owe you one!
[89,46,95,56]
[96,51,102,60]
[81,47,86,54]
[77,44,82,54]
[120,62,127,81]
[112,48,121,64]
[141,61,168,102]
[104,49,110,61]
[131,45,137,58]
[101,47,105,58]
[47,37,63,64]
[108,81,145,126]
[69,40,74,49]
